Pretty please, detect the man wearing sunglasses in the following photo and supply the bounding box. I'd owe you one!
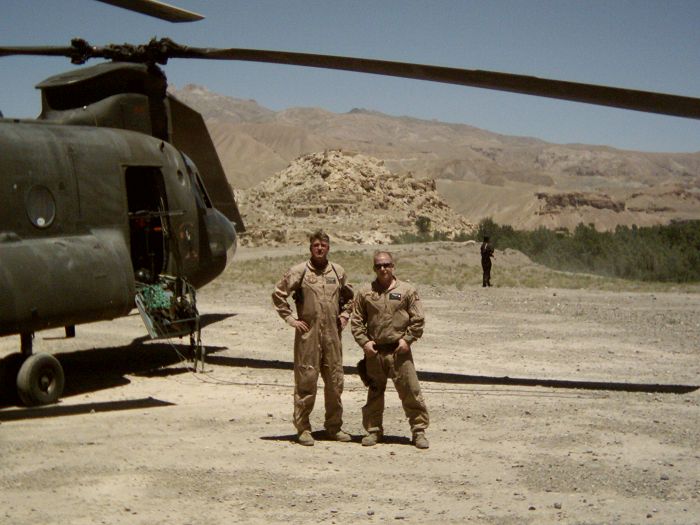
[351,251,430,449]
[272,230,354,446]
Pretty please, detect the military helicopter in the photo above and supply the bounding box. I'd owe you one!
[0,1,234,406]
[2,1,699,407]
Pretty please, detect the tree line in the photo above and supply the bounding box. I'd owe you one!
[393,217,700,282]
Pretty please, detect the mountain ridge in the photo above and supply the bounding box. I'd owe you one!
[170,84,700,232]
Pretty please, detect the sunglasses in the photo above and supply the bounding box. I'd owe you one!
[374,262,394,269]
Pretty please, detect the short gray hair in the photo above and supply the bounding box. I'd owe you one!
[373,251,394,263]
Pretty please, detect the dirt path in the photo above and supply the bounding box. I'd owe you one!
[1,276,699,524]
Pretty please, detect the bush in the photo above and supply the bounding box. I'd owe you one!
[392,218,700,283]
[415,216,431,235]
[472,219,700,283]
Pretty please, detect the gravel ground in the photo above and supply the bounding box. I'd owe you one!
[1,253,699,524]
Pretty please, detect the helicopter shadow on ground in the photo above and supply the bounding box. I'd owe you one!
[206,357,414,446]
[259,431,412,447]
[0,313,234,411]
[213,356,695,445]
[206,356,699,395]
[0,397,175,422]
[415,370,699,394]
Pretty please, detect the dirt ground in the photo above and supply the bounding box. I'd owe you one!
[1,248,699,524]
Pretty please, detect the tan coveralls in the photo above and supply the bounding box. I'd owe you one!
[351,279,429,435]
[272,261,353,434]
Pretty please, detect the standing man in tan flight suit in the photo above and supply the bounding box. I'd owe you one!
[272,230,354,446]
[351,251,430,449]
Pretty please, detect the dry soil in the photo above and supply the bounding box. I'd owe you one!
[1,248,699,524]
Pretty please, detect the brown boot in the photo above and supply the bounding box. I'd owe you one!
[413,431,429,449]
[361,431,382,447]
[297,430,314,446]
[326,429,352,442]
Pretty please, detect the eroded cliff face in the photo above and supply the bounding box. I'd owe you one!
[238,150,475,246]
[172,85,700,233]
[535,192,626,214]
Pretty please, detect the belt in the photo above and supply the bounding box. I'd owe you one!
[374,342,399,352]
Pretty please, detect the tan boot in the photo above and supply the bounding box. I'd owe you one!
[297,430,314,446]
[413,431,429,449]
[326,429,352,442]
[361,431,382,447]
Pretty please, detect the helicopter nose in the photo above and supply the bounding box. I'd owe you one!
[207,209,237,264]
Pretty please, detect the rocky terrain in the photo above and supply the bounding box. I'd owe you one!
[238,149,474,246]
[1,243,699,524]
[171,85,700,233]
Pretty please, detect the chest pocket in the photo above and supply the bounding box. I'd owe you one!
[303,272,342,307]
[389,292,409,329]
[363,292,383,316]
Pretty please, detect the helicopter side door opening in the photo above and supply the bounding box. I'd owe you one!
[125,166,167,283]
[125,165,201,354]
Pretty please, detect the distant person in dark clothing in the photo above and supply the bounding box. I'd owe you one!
[480,235,495,287]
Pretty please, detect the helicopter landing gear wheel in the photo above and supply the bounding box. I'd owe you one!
[16,353,65,406]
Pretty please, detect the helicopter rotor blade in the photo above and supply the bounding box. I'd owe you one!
[0,46,77,59]
[174,46,700,121]
[93,0,204,22]
[1,38,698,119]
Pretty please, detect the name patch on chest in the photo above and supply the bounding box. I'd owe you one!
[389,292,402,301]
[326,277,337,284]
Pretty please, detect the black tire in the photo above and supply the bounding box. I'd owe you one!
[16,353,65,406]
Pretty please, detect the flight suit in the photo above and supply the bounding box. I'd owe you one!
[351,279,429,435]
[272,261,353,434]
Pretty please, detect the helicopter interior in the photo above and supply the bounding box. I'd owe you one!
[125,166,167,284]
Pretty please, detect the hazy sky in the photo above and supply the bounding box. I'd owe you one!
[2,0,699,152]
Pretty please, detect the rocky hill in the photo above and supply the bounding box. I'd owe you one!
[170,85,700,232]
[238,150,475,246]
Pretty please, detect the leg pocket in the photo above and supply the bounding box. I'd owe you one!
[296,364,319,396]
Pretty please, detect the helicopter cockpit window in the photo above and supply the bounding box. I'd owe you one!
[26,185,56,229]
[193,173,213,209]
[182,154,212,209]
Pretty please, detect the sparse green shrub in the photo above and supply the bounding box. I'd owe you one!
[463,218,700,283]
[391,229,472,244]
[416,216,431,235]
[390,218,700,282]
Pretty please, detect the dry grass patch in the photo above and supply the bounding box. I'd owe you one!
[214,244,699,293]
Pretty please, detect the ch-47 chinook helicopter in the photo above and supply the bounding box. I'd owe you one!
[2,0,699,407]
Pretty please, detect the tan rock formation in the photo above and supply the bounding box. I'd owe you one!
[238,150,475,246]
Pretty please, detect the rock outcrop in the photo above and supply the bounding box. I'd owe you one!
[238,150,475,246]
[535,192,626,214]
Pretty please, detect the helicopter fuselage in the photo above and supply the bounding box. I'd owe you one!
[0,118,236,337]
